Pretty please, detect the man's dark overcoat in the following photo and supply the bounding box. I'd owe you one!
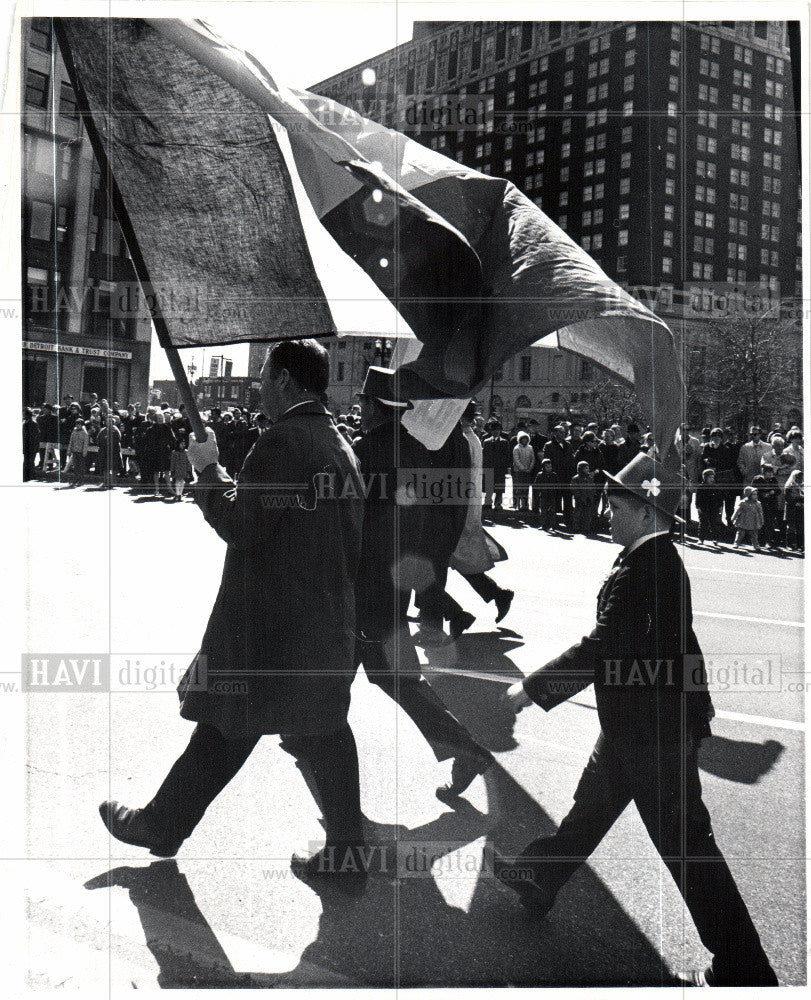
[177,402,364,738]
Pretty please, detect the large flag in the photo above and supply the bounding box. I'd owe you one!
[57,17,683,452]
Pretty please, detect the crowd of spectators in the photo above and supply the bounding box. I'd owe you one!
[23,394,804,554]
[23,393,267,500]
[476,415,804,555]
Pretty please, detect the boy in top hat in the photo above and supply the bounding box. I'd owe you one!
[497,452,777,987]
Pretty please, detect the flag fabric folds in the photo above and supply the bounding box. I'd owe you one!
[148,18,684,453]
[57,17,684,452]
[56,18,335,346]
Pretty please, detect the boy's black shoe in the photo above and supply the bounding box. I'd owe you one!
[493,852,556,918]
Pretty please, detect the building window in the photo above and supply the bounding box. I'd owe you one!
[337,362,345,381]
[625,49,635,67]
[59,82,78,120]
[626,25,636,42]
[618,229,628,246]
[663,230,673,247]
[662,257,672,274]
[25,69,49,108]
[622,99,633,116]
[520,356,532,381]
[29,20,51,52]
[28,199,53,241]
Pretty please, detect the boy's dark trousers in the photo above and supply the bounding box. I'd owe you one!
[761,503,780,545]
[698,511,722,542]
[516,732,778,987]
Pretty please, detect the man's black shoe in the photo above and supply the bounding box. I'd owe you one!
[449,610,476,640]
[436,748,493,801]
[493,852,555,918]
[99,799,181,858]
[494,590,514,624]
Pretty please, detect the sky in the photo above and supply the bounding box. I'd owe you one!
[148,3,418,382]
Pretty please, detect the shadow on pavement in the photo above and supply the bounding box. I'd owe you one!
[85,762,675,987]
[698,735,785,784]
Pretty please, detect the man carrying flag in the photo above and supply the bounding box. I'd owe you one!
[100,340,370,885]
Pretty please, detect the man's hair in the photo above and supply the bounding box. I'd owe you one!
[268,339,329,394]
[627,422,640,433]
[462,401,477,421]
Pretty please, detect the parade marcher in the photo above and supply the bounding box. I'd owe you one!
[497,452,778,988]
[440,402,514,636]
[737,425,771,485]
[353,368,493,802]
[100,339,369,883]
[482,420,511,510]
[732,486,764,551]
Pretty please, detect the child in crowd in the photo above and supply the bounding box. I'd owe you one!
[169,436,192,502]
[694,468,724,546]
[512,431,535,511]
[533,457,559,531]
[66,419,89,486]
[732,486,764,551]
[783,468,804,553]
[752,463,781,548]
[571,460,598,535]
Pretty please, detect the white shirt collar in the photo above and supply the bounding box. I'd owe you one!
[280,399,324,418]
[625,530,670,558]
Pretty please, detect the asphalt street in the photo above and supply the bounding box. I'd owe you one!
[10,482,807,988]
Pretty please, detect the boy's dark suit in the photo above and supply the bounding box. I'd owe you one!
[515,533,777,987]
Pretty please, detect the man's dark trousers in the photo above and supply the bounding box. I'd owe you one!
[357,592,483,763]
[143,722,364,849]
[517,732,777,986]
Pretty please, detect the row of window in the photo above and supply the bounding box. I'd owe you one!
[25,69,78,119]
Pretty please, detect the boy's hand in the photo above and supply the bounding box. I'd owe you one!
[503,680,532,714]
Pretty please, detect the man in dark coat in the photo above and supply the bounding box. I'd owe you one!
[496,453,777,987]
[541,425,575,527]
[100,340,368,883]
[353,368,492,801]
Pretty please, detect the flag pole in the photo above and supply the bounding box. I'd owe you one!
[53,20,207,442]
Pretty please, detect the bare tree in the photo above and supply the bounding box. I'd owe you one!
[701,311,802,428]
[581,376,644,427]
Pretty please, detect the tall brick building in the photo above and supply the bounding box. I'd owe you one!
[312,21,802,429]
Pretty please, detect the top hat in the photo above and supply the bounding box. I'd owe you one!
[604,452,686,524]
[358,366,410,409]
